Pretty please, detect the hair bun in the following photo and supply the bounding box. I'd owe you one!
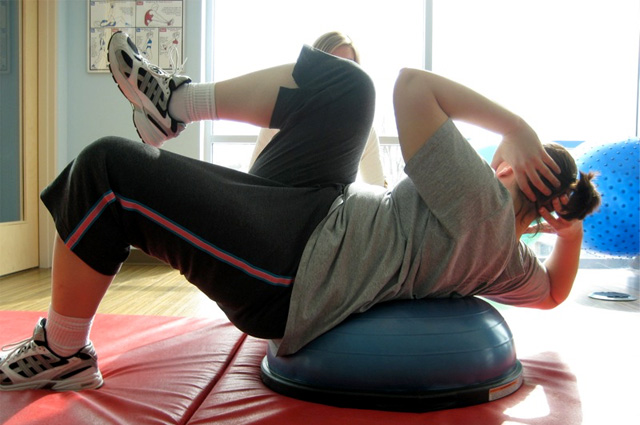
[559,171,600,221]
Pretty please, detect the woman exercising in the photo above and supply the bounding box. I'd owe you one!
[0,31,599,391]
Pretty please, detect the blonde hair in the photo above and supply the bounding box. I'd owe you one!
[312,31,361,64]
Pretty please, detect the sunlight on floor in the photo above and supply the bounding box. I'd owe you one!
[503,385,550,420]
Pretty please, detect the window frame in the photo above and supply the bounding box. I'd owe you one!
[201,0,639,264]
[203,0,639,162]
[202,0,434,163]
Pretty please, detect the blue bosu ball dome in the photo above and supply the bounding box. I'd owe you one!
[261,297,523,412]
[575,138,639,256]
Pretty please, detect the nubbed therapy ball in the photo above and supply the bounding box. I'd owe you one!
[576,139,639,256]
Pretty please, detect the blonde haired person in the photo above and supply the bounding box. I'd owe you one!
[249,31,386,187]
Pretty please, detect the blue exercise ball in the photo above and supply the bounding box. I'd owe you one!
[576,138,639,256]
[261,297,523,412]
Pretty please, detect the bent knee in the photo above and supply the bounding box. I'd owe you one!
[342,61,375,106]
[71,137,156,184]
[75,137,147,165]
[334,63,376,124]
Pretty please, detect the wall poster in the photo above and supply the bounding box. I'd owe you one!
[88,0,184,73]
[0,0,9,73]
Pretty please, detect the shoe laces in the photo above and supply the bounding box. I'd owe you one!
[167,44,187,76]
[0,338,36,366]
[143,44,187,80]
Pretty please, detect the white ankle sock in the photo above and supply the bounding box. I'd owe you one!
[168,82,218,124]
[45,306,94,357]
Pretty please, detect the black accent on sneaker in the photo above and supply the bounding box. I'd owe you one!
[147,114,169,136]
[126,35,139,55]
[77,351,94,361]
[60,365,92,380]
[13,355,69,378]
[121,50,133,70]
[137,68,169,119]
[136,67,147,89]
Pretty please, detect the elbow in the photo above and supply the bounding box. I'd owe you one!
[529,294,564,310]
[533,301,559,310]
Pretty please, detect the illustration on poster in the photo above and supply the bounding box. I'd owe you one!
[145,4,175,26]
[88,1,184,72]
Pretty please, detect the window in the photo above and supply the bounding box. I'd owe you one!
[205,0,427,170]
[204,1,639,263]
[205,0,639,187]
[431,0,639,149]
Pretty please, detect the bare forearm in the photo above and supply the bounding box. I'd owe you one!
[395,69,525,133]
[540,229,583,308]
[420,71,525,135]
[394,68,559,198]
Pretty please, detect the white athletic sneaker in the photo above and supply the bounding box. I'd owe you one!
[0,318,103,391]
[108,31,191,147]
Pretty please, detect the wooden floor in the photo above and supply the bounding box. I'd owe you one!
[0,263,638,316]
[0,265,225,319]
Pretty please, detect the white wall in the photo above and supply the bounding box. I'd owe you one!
[56,0,204,171]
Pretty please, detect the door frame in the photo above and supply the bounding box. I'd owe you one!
[0,0,39,275]
[0,0,58,275]
[37,0,58,269]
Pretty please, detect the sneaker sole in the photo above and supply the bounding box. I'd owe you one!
[0,368,103,392]
[107,33,168,147]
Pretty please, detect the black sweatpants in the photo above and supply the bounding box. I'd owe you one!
[41,46,375,338]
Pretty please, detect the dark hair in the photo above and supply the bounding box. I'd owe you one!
[530,143,601,221]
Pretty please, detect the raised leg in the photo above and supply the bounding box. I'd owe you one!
[214,64,297,128]
[108,30,298,146]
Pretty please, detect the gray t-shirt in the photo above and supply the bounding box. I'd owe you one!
[276,119,550,355]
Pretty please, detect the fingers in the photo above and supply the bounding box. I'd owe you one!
[525,158,562,201]
[542,149,561,174]
[541,150,561,182]
[515,165,550,201]
[539,198,564,223]
[538,205,556,224]
[517,174,537,202]
[539,195,573,233]
[551,194,569,214]
[492,138,562,202]
[524,194,573,237]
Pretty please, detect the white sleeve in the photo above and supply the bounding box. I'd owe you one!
[357,128,386,187]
